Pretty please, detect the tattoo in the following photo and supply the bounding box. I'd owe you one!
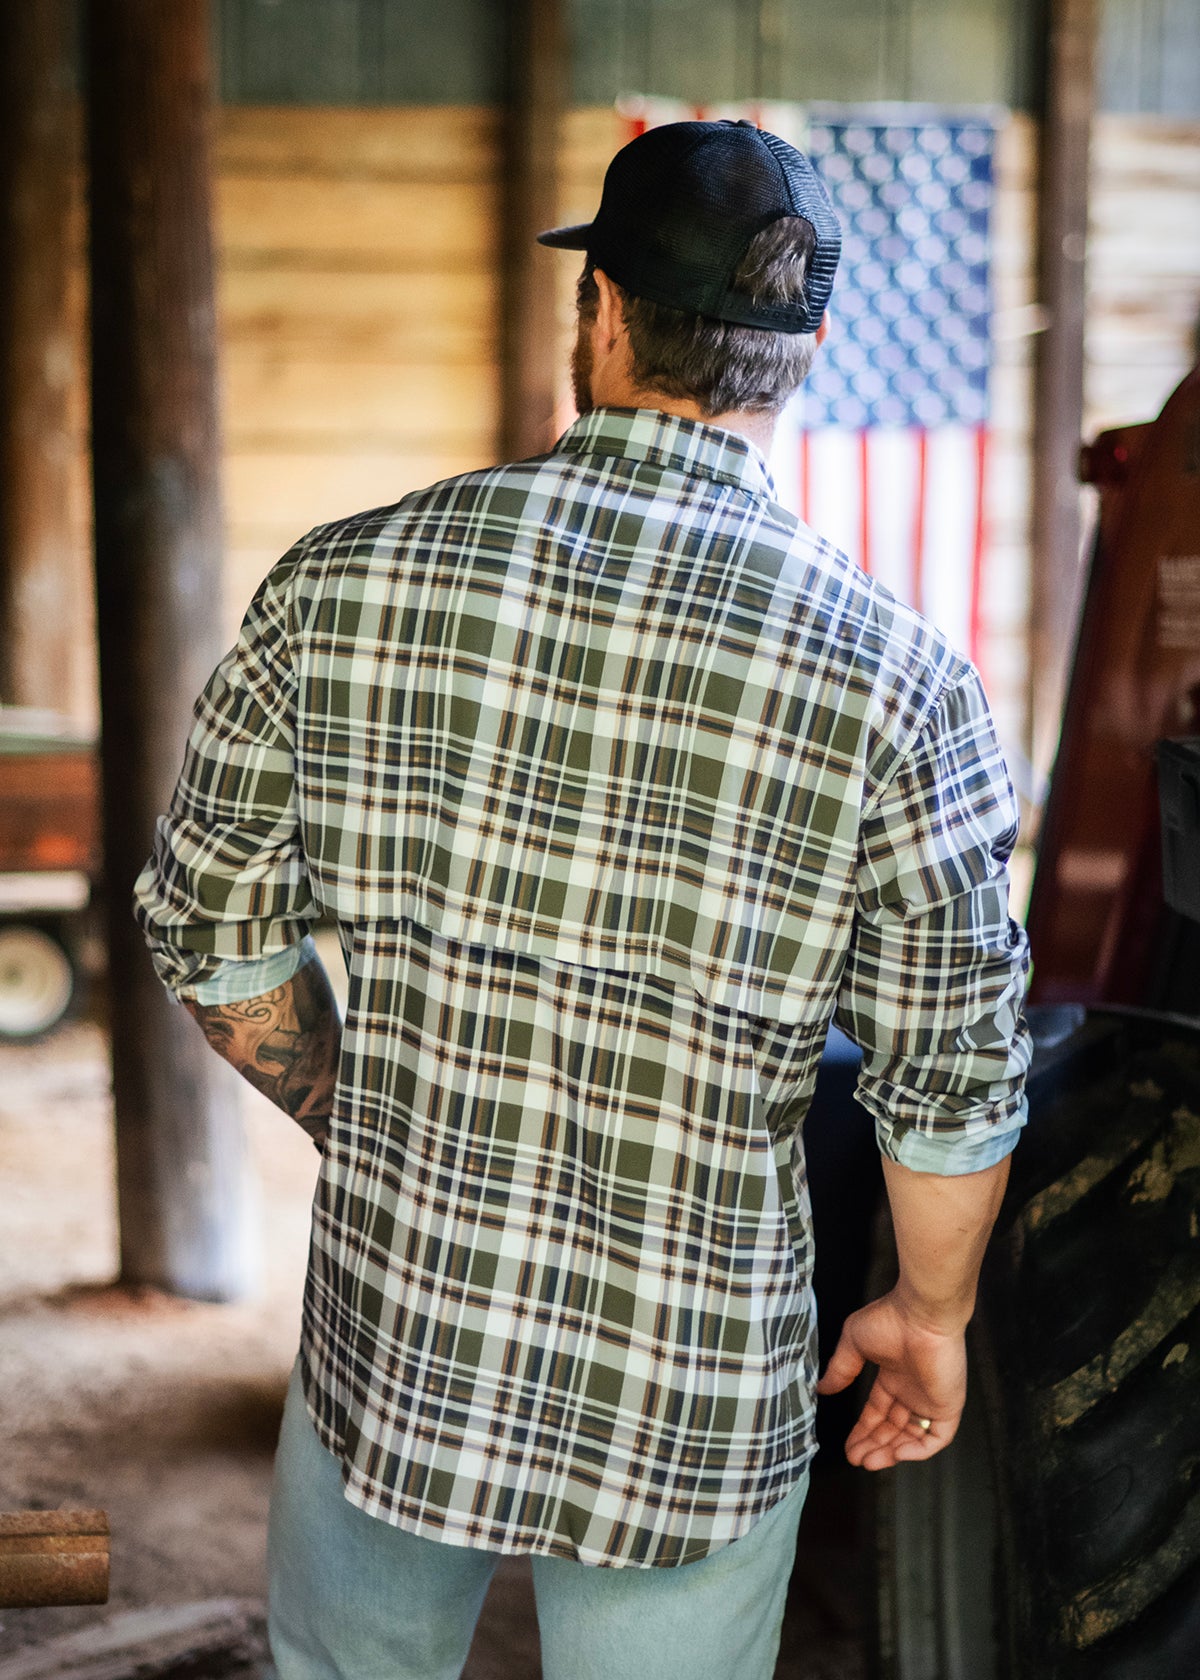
[183,957,341,1148]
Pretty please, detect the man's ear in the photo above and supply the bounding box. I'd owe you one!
[815,309,831,346]
[593,268,625,346]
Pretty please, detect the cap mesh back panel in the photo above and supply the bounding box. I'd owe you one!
[585,121,840,333]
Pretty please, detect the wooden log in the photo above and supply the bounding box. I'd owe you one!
[86,0,255,1301]
[0,2,80,711]
[0,1512,109,1610]
[499,0,567,461]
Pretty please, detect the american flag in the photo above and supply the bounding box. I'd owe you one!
[616,100,998,672]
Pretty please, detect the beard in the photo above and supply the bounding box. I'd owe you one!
[571,292,598,417]
[570,316,594,417]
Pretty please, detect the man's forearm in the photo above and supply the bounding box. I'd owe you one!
[882,1152,1011,1332]
[181,955,342,1145]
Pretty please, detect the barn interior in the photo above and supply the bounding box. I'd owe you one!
[1,2,1198,1677]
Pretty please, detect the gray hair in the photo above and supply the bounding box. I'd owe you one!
[579,216,821,417]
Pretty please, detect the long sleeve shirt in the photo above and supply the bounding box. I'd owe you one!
[135,406,1030,1568]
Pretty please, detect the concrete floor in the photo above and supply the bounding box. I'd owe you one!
[0,1016,866,1679]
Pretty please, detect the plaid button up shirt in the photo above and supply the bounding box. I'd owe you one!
[135,407,1030,1568]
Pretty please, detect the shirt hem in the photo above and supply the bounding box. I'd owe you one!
[297,1351,815,1571]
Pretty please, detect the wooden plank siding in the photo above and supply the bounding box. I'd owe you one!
[51,102,1198,762]
[1084,115,1200,435]
[215,107,503,631]
[212,104,1199,769]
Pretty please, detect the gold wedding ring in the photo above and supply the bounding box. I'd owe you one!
[916,1416,933,1432]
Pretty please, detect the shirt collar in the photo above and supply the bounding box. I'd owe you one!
[554,406,778,501]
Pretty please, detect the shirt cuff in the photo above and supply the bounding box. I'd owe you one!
[878,1112,1024,1176]
[187,935,318,1005]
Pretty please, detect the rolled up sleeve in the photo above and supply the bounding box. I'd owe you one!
[834,666,1031,1177]
[133,543,322,1000]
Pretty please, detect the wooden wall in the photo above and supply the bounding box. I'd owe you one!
[214,104,1045,753]
[207,103,1200,773]
[216,107,502,627]
[47,104,1200,765]
[1084,116,1200,434]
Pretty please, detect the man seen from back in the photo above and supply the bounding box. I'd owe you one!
[135,119,1030,1680]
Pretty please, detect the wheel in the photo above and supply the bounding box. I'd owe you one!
[0,922,76,1041]
[874,1006,1200,1679]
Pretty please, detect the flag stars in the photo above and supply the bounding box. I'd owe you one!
[803,117,994,433]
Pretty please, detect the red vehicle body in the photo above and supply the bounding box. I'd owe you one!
[0,714,99,1038]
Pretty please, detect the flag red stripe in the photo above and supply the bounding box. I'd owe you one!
[969,424,988,671]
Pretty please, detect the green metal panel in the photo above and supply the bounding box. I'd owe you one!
[209,0,1200,114]
[1160,0,1200,114]
[573,0,1026,106]
[215,0,505,103]
[570,0,628,103]
[368,0,505,102]
[640,0,753,103]
[573,0,753,105]
[775,0,898,104]
[216,0,365,102]
[904,1,1012,105]
[1100,0,1200,115]
[1101,0,1154,111]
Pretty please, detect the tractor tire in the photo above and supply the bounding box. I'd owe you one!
[874,1005,1200,1679]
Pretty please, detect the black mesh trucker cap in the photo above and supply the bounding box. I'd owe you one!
[537,119,840,334]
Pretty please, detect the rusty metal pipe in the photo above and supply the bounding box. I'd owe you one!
[0,1510,110,1608]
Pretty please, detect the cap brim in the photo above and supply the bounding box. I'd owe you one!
[536,222,593,249]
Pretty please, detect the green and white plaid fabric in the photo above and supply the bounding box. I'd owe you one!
[135,407,1030,1567]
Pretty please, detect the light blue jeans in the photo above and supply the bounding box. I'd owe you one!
[267,1359,808,1680]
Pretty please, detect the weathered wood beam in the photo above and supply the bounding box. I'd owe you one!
[499,0,567,462]
[0,1,78,712]
[86,0,254,1300]
[1029,0,1098,779]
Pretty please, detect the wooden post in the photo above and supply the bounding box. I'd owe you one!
[1028,0,1098,780]
[0,1,80,712]
[86,0,255,1300]
[499,0,566,462]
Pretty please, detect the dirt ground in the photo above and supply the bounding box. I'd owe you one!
[0,1005,866,1680]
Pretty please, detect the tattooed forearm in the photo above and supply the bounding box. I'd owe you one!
[183,957,342,1148]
